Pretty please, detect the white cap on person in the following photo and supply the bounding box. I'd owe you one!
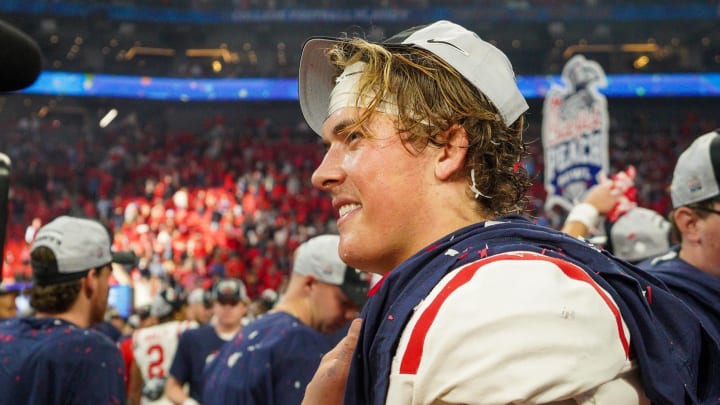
[293,234,370,308]
[671,130,720,208]
[31,216,136,286]
[298,20,528,135]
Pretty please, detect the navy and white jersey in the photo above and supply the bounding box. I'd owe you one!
[168,324,227,402]
[203,311,334,405]
[0,317,126,405]
[346,216,720,405]
[639,248,720,341]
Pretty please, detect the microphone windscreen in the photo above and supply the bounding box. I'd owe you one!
[0,153,10,172]
[0,19,42,92]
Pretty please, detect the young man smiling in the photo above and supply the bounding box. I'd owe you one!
[298,20,720,405]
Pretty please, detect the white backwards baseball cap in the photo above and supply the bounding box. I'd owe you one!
[31,216,136,286]
[298,20,528,135]
[293,234,370,308]
[609,207,671,263]
[671,130,720,207]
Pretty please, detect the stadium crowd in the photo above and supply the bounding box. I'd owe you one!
[1,10,719,404]
[2,110,333,301]
[2,100,717,300]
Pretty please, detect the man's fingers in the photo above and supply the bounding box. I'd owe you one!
[325,318,362,378]
[340,318,362,358]
[302,318,363,405]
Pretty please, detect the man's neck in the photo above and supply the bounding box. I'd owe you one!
[271,300,310,326]
[679,246,720,279]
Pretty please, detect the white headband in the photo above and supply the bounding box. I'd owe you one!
[327,61,398,120]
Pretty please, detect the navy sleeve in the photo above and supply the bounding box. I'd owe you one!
[169,329,192,383]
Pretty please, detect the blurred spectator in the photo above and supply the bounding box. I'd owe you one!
[0,284,19,319]
[246,287,278,321]
[185,287,213,324]
[0,216,129,404]
[639,130,720,341]
[24,217,42,244]
[202,235,369,405]
[562,167,671,264]
[129,287,197,405]
[165,278,249,404]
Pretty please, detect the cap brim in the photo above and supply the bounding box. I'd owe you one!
[112,251,137,267]
[298,37,344,136]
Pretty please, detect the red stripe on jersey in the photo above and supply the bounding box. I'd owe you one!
[398,252,630,375]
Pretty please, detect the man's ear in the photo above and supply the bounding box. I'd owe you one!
[435,124,469,181]
[83,268,99,299]
[303,274,318,291]
[674,207,700,244]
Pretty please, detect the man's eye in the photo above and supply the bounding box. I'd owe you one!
[345,132,362,143]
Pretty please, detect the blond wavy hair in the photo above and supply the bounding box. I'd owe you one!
[327,38,530,217]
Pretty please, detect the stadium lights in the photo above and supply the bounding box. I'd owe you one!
[185,48,239,63]
[563,43,659,59]
[124,47,176,60]
[633,55,651,70]
[99,108,118,128]
[620,44,660,53]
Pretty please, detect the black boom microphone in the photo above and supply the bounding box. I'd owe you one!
[0,19,42,92]
[0,154,10,277]
[0,20,41,276]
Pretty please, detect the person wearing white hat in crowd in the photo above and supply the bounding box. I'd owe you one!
[203,234,370,405]
[639,130,720,341]
[297,20,720,405]
[0,216,132,404]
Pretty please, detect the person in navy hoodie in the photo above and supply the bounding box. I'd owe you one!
[0,216,130,404]
[297,20,720,405]
[638,130,720,342]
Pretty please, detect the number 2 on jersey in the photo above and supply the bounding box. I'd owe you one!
[147,344,165,378]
